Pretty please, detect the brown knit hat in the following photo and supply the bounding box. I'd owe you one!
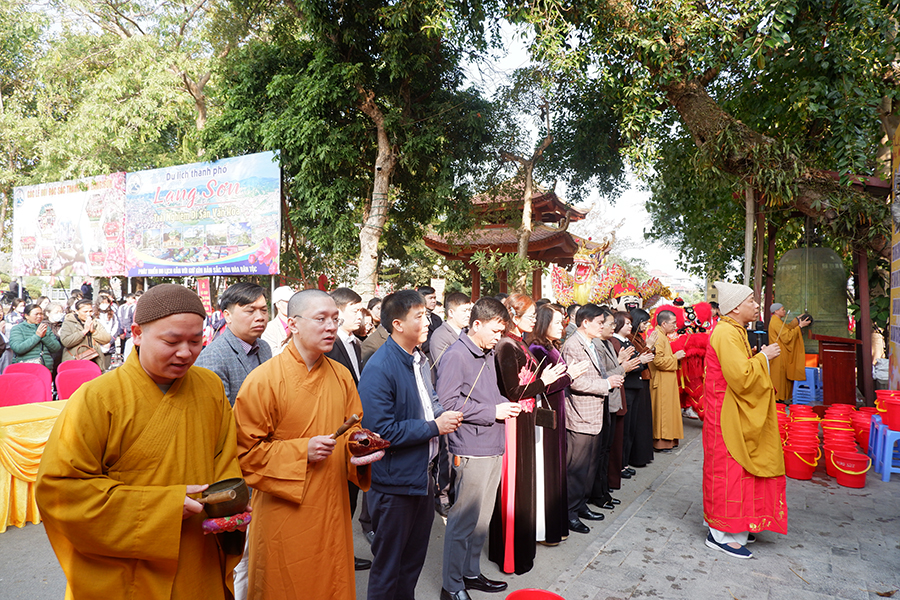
[134,284,207,325]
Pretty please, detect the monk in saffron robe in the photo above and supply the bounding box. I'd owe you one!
[648,309,685,451]
[703,282,786,560]
[36,283,244,599]
[767,303,811,402]
[234,289,374,600]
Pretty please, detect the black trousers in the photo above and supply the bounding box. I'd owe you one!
[566,429,602,520]
[367,477,435,600]
[589,399,613,504]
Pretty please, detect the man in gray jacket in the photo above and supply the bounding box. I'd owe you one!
[195,281,272,406]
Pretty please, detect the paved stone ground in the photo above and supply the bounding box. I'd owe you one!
[3,417,898,600]
[547,425,900,600]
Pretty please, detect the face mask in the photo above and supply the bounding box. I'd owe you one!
[49,313,64,323]
[100,303,110,310]
[15,306,24,313]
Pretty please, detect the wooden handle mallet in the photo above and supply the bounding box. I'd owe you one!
[196,490,237,505]
[331,414,360,439]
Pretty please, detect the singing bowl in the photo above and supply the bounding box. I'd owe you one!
[202,477,250,518]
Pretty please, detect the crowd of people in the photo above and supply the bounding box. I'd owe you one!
[20,275,790,600]
[0,284,139,377]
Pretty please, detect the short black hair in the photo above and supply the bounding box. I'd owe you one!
[613,310,632,333]
[220,282,267,312]
[469,297,509,328]
[330,287,362,310]
[417,285,436,296]
[575,303,608,327]
[445,292,471,312]
[656,309,676,326]
[23,303,41,317]
[74,298,93,313]
[709,302,719,309]
[381,290,425,334]
[567,303,581,319]
[367,297,382,311]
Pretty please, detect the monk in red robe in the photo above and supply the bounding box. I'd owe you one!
[703,281,786,560]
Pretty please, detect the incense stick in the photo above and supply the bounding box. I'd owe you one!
[462,361,487,406]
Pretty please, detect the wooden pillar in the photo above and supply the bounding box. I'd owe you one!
[469,263,481,301]
[856,248,874,406]
[532,266,542,300]
[498,270,508,294]
[763,221,777,323]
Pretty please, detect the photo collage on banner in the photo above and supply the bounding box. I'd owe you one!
[12,173,127,278]
[124,151,281,277]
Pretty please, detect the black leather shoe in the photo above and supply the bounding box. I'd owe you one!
[595,500,615,510]
[440,589,472,600]
[610,497,621,505]
[577,507,605,521]
[620,470,633,479]
[568,518,590,534]
[463,573,508,593]
[654,448,672,453]
[354,557,371,571]
[625,467,637,475]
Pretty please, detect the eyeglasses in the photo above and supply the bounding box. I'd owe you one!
[292,315,341,327]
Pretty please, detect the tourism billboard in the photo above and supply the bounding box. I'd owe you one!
[11,172,127,278]
[124,151,281,277]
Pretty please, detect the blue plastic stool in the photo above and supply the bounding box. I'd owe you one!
[791,368,823,405]
[868,414,883,464]
[875,421,900,482]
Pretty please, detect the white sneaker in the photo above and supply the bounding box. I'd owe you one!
[683,407,699,419]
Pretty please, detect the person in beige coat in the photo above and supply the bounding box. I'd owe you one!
[648,310,685,452]
[59,299,111,369]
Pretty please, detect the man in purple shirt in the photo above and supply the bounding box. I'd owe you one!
[436,298,518,600]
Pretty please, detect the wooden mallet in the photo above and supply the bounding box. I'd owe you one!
[331,414,361,439]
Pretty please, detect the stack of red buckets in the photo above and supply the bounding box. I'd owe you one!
[781,403,873,487]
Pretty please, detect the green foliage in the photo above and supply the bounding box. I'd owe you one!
[470,249,537,292]
[202,0,499,279]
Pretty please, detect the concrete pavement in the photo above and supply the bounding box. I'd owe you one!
[2,417,898,599]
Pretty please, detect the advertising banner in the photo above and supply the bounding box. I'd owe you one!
[196,277,213,315]
[125,151,281,277]
[11,173,127,278]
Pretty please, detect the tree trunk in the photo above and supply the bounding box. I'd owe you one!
[754,202,764,301]
[501,133,553,294]
[355,89,397,299]
[664,78,890,259]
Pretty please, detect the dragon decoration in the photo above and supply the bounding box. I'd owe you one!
[552,239,716,420]
[551,239,673,310]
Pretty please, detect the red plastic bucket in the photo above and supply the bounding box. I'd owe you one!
[882,399,900,430]
[832,451,871,488]
[506,591,565,600]
[823,442,856,477]
[784,445,819,480]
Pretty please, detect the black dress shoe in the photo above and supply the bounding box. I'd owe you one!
[609,497,621,505]
[440,589,472,600]
[625,467,637,475]
[654,448,672,453]
[463,573,508,593]
[577,507,605,521]
[595,500,615,510]
[567,518,590,534]
[620,470,633,479]
[354,557,372,571]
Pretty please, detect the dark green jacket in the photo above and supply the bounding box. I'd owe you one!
[10,321,61,369]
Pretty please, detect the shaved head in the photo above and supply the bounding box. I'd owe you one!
[288,289,332,318]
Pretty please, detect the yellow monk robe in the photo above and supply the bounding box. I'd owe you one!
[649,333,683,443]
[767,314,806,401]
[234,341,370,600]
[703,316,786,534]
[35,350,243,600]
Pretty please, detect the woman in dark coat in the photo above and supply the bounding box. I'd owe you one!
[627,308,656,468]
[529,304,589,545]
[489,293,567,574]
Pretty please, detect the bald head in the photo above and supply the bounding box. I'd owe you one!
[288,289,333,318]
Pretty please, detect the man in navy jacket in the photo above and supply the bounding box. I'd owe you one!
[360,290,463,600]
